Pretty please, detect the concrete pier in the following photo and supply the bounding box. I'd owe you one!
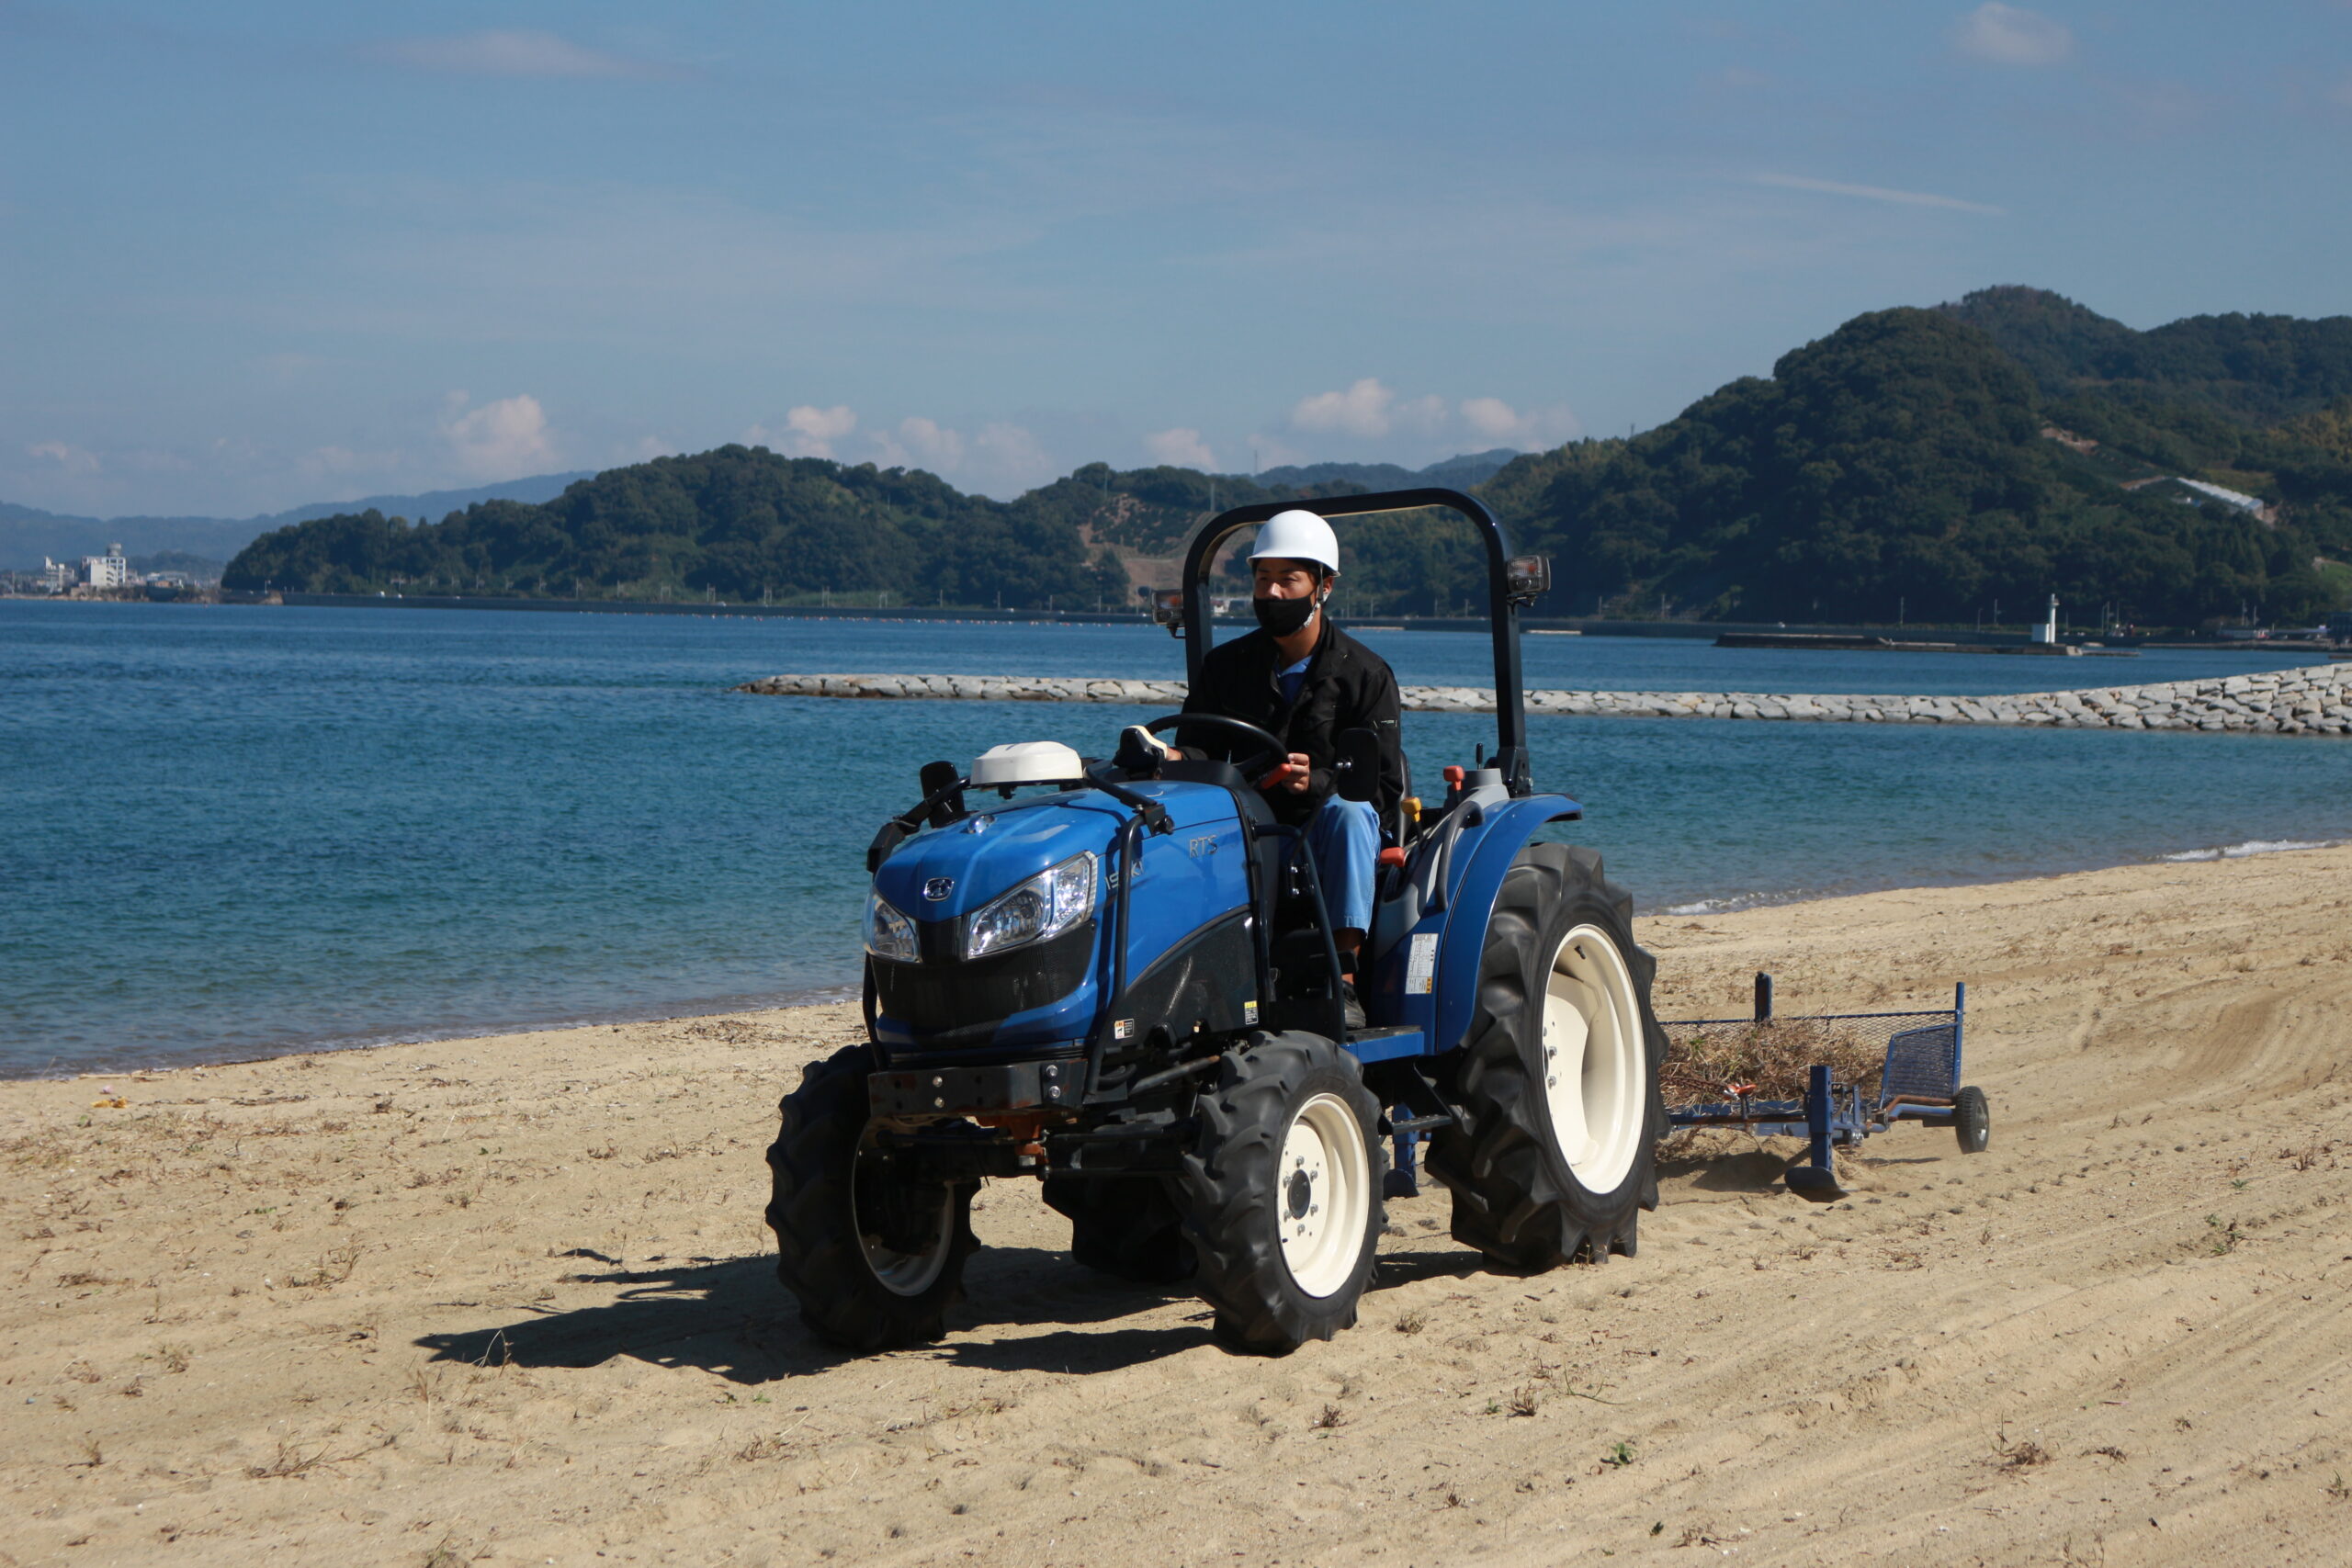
[734,662,2352,736]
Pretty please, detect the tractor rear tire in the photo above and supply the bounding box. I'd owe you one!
[764,1043,978,1352]
[1180,1032,1385,1355]
[1043,1177,1196,1283]
[1954,1086,1991,1154]
[1427,842,1665,1272]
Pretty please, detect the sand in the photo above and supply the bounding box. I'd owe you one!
[5,846,2350,1567]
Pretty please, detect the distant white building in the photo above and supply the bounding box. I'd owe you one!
[81,543,130,589]
[40,558,74,592]
[2175,479,2267,515]
[2122,475,2280,523]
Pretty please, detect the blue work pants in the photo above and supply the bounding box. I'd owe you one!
[1304,795,1380,935]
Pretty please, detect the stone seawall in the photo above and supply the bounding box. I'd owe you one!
[735,661,2352,736]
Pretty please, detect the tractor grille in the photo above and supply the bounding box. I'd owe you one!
[872,918,1097,1040]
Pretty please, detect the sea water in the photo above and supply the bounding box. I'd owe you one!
[4,601,2346,1074]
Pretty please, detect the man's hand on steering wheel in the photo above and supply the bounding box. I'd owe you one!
[1261,752,1312,795]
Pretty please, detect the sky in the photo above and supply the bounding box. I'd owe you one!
[6,2,2351,517]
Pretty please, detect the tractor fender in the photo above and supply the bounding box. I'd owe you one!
[1430,795,1582,1054]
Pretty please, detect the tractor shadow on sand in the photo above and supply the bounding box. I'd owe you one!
[414,1234,1491,1382]
[417,1245,1220,1382]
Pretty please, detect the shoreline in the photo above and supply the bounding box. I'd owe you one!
[4,842,2346,1564]
[12,836,2345,1081]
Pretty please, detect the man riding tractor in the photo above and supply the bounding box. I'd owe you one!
[768,488,1666,1356]
[1122,509,1405,1027]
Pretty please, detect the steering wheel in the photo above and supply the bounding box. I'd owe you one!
[1142,713,1289,784]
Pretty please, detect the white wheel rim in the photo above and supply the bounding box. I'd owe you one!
[1538,923,1646,1194]
[1276,1091,1372,1298]
[851,1142,953,1298]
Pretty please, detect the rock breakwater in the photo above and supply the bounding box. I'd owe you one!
[735,661,2352,736]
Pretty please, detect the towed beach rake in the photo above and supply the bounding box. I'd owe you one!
[1662,974,1987,1201]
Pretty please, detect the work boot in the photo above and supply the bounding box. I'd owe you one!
[1340,978,1366,1033]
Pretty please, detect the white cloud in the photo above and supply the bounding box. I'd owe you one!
[1753,172,2005,216]
[1951,4,2073,67]
[862,416,1056,496]
[1242,434,1306,473]
[738,406,1055,495]
[746,403,859,459]
[790,404,857,449]
[1144,427,1216,468]
[970,423,1056,492]
[440,392,558,479]
[369,30,665,79]
[1291,378,1403,438]
[1460,397,1581,448]
[25,440,100,475]
[876,416,967,472]
[1394,394,1450,436]
[1283,384,1573,453]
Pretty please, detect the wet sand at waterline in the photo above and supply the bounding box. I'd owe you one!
[5,846,2349,1565]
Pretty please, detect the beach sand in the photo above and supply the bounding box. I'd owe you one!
[5,846,2349,1566]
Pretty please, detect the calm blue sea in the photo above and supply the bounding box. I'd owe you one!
[5,600,2346,1076]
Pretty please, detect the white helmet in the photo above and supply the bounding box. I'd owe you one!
[1246,509,1340,574]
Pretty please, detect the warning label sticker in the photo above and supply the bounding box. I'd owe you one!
[1406,932,1439,995]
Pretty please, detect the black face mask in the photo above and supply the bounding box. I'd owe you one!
[1253,592,1320,637]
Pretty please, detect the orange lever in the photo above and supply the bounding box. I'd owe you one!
[1443,764,1465,787]
[1378,847,1407,869]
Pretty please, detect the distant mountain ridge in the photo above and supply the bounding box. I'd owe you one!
[1936,286,2352,424]
[219,308,2352,628]
[2,462,1512,572]
[1249,449,1519,492]
[1482,296,2352,626]
[1,472,596,569]
[37,292,2352,628]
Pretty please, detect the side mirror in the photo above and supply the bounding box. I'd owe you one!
[1505,555,1551,606]
[918,759,967,828]
[1333,728,1381,804]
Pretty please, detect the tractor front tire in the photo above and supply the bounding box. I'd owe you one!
[1180,1032,1385,1355]
[1427,843,1666,1272]
[764,1043,978,1352]
[1043,1177,1196,1283]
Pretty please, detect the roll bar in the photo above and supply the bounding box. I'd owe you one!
[1173,487,1543,796]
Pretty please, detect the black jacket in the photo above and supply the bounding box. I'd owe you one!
[1175,618,1406,826]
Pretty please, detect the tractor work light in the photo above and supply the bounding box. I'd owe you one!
[863,892,919,964]
[965,852,1097,961]
[1506,554,1552,605]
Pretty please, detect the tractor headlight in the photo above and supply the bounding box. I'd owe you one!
[965,852,1097,961]
[863,891,919,964]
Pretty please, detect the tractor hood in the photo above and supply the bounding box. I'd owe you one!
[873,781,1237,924]
[867,778,1257,1055]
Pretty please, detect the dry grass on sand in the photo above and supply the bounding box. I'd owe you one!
[4,846,2351,1565]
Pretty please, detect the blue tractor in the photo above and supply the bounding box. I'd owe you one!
[765,489,1667,1355]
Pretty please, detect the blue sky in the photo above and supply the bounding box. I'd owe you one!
[6,2,2351,516]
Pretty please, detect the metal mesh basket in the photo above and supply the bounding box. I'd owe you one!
[1658,1008,1957,1110]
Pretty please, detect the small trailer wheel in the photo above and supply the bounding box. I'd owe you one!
[1953,1086,1990,1154]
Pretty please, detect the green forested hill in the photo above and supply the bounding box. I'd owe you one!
[226,450,1385,607]
[228,291,2352,626]
[1490,303,2352,626]
[228,447,1133,609]
[1939,286,2352,423]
